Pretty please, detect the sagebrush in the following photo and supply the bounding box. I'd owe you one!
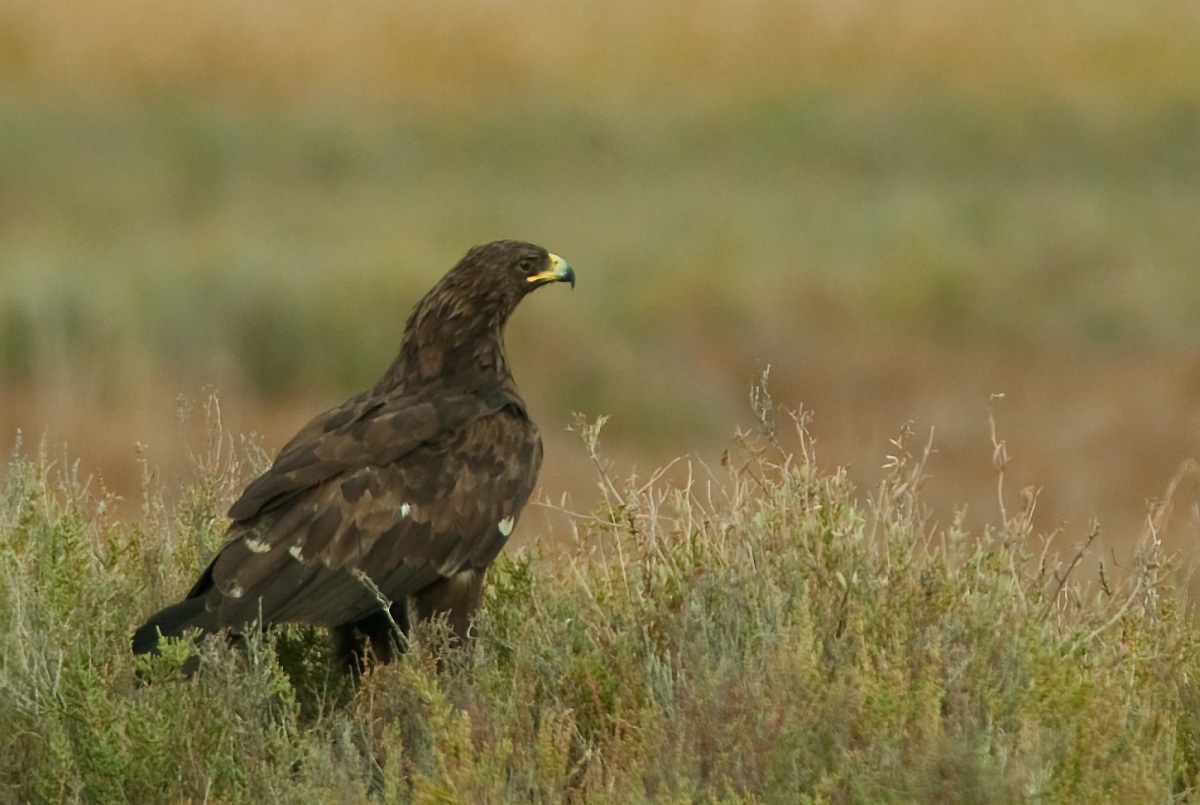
[1,393,1198,802]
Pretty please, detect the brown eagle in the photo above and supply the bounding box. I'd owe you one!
[132,240,575,671]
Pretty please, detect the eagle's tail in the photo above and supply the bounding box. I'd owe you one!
[131,597,218,655]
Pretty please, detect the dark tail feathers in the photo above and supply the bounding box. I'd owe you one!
[131,597,218,655]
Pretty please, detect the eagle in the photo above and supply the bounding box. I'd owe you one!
[132,240,575,672]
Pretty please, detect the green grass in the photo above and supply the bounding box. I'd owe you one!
[2,386,1198,802]
[2,90,1198,451]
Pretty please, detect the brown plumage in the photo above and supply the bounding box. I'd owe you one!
[132,240,575,671]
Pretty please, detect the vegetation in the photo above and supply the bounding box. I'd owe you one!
[2,4,1200,797]
[2,0,1199,401]
[2,382,1197,802]
[1,0,1199,538]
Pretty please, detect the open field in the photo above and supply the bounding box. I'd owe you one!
[3,400,1200,801]
[1,2,1200,796]
[3,94,1199,547]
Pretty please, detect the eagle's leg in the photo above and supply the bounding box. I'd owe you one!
[412,569,484,646]
[333,601,411,675]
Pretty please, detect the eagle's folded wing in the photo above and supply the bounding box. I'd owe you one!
[197,401,541,631]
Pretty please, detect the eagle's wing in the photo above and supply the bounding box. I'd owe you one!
[227,390,454,521]
[192,392,542,630]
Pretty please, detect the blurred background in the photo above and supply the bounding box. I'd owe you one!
[1,0,1199,564]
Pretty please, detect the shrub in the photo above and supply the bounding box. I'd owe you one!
[0,383,1197,802]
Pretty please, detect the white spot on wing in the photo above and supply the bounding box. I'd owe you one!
[226,583,244,599]
[245,538,270,554]
[498,516,515,537]
[400,503,412,518]
[289,544,304,561]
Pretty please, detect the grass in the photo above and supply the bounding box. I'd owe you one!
[1,380,1198,802]
[2,0,1199,541]
[2,0,1199,401]
[3,0,1197,108]
[2,93,1198,402]
[5,85,1199,544]
[3,7,1200,795]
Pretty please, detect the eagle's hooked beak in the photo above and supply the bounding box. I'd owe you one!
[527,253,575,289]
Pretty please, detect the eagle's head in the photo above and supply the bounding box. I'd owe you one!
[468,239,575,290]
[412,240,573,328]
[395,240,575,388]
[447,240,574,313]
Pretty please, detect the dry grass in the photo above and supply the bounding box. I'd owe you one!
[3,386,1200,801]
[1,0,1197,109]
